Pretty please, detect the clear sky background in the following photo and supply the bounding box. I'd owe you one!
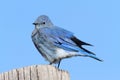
[0,0,120,80]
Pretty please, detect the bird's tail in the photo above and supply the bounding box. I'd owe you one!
[74,54,103,62]
[88,55,103,62]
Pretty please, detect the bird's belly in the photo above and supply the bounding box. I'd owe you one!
[37,43,56,63]
[55,48,78,58]
[32,33,78,63]
[37,42,78,63]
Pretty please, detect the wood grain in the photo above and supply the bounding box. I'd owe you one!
[0,65,70,80]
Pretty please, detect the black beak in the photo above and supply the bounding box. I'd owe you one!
[33,23,38,25]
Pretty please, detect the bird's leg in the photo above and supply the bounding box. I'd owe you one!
[49,59,62,68]
[49,62,53,65]
[57,59,61,68]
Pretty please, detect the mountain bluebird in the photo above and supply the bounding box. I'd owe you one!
[31,15,102,68]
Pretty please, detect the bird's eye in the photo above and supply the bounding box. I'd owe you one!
[42,22,45,24]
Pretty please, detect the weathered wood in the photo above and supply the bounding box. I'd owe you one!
[0,65,70,80]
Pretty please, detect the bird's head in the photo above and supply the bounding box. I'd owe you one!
[33,15,53,29]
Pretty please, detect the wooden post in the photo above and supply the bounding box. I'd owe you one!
[0,65,70,80]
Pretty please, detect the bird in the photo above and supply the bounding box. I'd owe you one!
[31,15,103,68]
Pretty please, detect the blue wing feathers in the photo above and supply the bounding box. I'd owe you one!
[39,27,95,55]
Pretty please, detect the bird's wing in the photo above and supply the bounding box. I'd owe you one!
[71,36,95,55]
[38,27,79,52]
[39,27,95,55]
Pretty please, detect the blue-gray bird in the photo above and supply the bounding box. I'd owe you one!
[31,15,102,68]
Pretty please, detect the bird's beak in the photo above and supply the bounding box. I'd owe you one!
[33,23,37,25]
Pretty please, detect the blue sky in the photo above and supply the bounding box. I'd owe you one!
[0,0,120,80]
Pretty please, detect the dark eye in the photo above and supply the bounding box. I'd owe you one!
[42,22,45,24]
